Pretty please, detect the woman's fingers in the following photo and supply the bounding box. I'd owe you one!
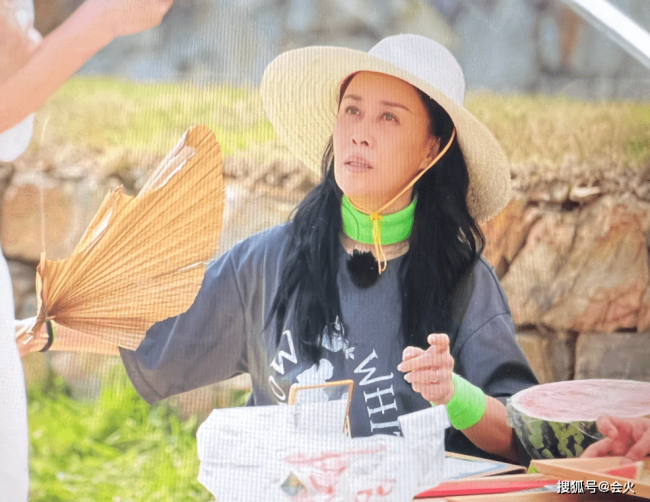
[427,333,449,352]
[402,346,425,362]
[582,437,614,458]
[622,425,650,463]
[399,334,455,404]
[397,334,453,373]
[409,368,455,404]
[583,435,632,458]
[398,353,449,372]
[595,415,620,439]
[404,368,450,385]
[14,318,46,357]
[411,380,455,404]
[582,415,650,463]
[15,330,40,358]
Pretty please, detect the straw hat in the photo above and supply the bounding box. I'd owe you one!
[261,34,511,223]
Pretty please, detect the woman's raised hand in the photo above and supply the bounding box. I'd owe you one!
[86,0,174,40]
[397,333,455,405]
[0,1,40,83]
[0,0,175,133]
[582,415,650,464]
[15,318,47,358]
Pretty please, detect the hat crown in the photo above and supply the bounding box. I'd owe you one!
[368,34,465,105]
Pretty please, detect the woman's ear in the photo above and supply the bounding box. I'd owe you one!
[424,135,441,167]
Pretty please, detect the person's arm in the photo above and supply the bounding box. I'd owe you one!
[398,335,519,463]
[0,3,39,84]
[459,394,517,461]
[398,259,538,464]
[16,318,119,357]
[16,231,256,404]
[0,0,173,133]
[582,415,650,464]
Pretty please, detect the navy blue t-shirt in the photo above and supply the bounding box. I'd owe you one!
[120,223,537,459]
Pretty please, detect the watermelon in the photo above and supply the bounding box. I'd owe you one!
[507,379,650,460]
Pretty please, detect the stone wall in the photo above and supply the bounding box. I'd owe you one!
[33,0,650,100]
[482,166,650,384]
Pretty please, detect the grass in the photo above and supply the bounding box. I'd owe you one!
[31,77,650,175]
[27,365,247,502]
[32,77,275,159]
[466,92,650,173]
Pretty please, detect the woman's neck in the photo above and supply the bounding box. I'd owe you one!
[340,194,416,246]
[339,231,409,261]
[346,190,413,215]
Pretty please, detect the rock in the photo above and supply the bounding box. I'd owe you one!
[454,0,538,91]
[569,184,601,204]
[575,332,650,381]
[223,141,318,190]
[501,209,578,326]
[634,183,650,202]
[635,284,650,333]
[528,188,552,204]
[30,0,649,99]
[7,260,36,318]
[19,292,38,322]
[516,329,574,384]
[548,181,570,204]
[542,194,650,332]
[481,195,538,278]
[218,181,300,254]
[502,194,650,333]
[0,162,13,197]
[0,171,106,262]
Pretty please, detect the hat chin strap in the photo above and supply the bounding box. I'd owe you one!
[346,127,457,274]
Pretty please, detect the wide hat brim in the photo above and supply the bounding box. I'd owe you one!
[261,39,511,222]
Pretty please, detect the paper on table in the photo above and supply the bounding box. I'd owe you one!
[399,405,451,491]
[196,402,449,501]
[443,457,510,480]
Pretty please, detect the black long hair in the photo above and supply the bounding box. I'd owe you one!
[267,82,485,364]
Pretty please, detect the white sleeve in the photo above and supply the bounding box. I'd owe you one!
[0,114,34,162]
[0,253,29,501]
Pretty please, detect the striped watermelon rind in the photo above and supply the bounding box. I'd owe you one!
[507,379,650,460]
[506,400,603,459]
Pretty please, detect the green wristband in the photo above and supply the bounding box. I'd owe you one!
[445,374,487,430]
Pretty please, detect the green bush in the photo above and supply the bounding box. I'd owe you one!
[27,364,246,501]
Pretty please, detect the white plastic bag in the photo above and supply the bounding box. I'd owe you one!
[197,402,448,502]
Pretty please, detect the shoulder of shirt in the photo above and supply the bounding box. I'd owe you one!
[210,222,293,269]
[449,256,515,354]
[475,255,504,289]
[467,255,513,318]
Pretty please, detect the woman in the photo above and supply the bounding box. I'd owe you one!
[20,35,537,463]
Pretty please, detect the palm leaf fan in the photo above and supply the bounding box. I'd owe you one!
[31,125,224,350]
